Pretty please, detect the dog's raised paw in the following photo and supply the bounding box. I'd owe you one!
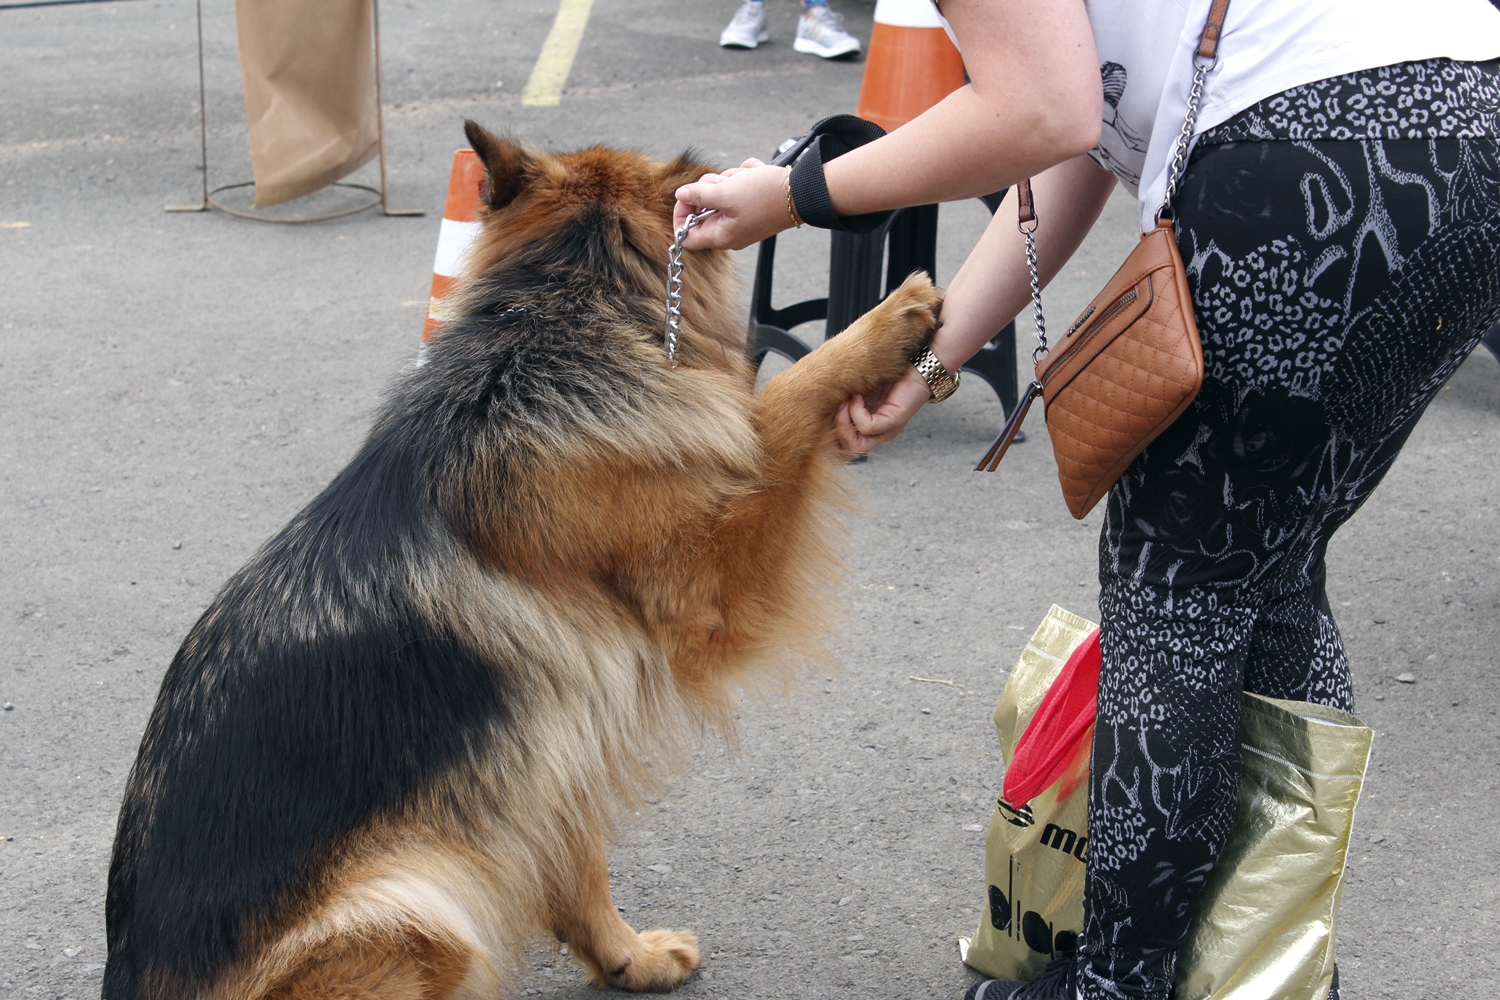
[822,271,942,391]
[609,928,702,992]
[876,272,943,354]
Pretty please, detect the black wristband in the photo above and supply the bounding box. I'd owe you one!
[777,115,894,235]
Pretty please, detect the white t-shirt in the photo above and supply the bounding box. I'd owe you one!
[1085,0,1500,230]
[936,0,1500,231]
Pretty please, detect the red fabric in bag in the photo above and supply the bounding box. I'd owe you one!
[1001,629,1102,806]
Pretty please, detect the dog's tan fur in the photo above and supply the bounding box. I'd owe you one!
[106,123,940,1000]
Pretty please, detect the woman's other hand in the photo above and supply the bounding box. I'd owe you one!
[835,369,931,457]
[673,161,791,251]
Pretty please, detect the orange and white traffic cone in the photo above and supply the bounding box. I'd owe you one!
[422,149,488,342]
[854,0,966,131]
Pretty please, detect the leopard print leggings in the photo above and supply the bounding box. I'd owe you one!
[1074,134,1500,999]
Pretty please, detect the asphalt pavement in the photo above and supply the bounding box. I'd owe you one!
[2,1,1497,997]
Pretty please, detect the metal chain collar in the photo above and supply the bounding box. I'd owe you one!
[664,208,717,366]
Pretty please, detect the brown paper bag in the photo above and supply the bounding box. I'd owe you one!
[235,0,380,208]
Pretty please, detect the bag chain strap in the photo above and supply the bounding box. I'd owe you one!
[1016,180,1048,366]
[1019,0,1230,361]
[664,208,717,367]
[1157,19,1223,219]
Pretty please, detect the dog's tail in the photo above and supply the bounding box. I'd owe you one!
[107,874,495,1000]
[230,866,496,1000]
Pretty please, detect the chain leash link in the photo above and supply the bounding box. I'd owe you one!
[664,208,717,367]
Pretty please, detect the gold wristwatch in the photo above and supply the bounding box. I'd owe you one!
[911,347,960,402]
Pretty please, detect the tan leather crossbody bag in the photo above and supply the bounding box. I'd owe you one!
[976,0,1231,519]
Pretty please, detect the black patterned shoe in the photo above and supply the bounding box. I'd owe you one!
[964,960,1336,1000]
[964,955,1078,1000]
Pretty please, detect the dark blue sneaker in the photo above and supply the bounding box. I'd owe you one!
[964,959,1337,1000]
[964,955,1077,1000]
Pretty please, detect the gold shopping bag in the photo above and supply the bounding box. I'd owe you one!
[1175,694,1373,1000]
[959,605,1097,982]
[959,608,1374,1000]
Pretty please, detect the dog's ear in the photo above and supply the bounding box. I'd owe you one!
[465,120,534,210]
[657,151,715,210]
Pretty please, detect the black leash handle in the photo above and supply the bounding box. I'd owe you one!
[775,114,894,234]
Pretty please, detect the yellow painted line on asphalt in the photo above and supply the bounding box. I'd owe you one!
[522,0,595,107]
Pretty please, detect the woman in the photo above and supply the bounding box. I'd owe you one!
[674,1,1500,998]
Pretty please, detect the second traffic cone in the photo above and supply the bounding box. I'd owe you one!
[855,0,966,131]
[422,149,488,342]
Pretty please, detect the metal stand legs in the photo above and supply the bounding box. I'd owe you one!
[165,0,422,223]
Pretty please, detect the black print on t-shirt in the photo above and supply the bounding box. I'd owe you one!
[1094,61,1145,186]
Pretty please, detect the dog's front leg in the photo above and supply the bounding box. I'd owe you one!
[546,826,700,992]
[744,272,942,480]
[658,275,941,680]
[755,271,941,457]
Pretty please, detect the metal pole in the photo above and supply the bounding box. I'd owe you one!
[165,0,208,211]
[167,0,420,221]
[373,0,422,217]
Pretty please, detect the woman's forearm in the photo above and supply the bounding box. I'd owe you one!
[831,156,1117,455]
[675,0,1102,251]
[822,0,1102,216]
[930,155,1119,372]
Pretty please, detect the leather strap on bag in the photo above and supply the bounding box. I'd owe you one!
[1197,0,1231,60]
[1015,177,1037,227]
[974,379,1040,472]
[975,177,1045,472]
[1157,0,1233,220]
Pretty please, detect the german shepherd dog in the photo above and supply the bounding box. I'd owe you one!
[104,121,939,1000]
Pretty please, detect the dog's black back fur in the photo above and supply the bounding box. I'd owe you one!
[103,187,674,999]
[103,429,518,997]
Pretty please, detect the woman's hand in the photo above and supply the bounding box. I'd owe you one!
[673,160,793,251]
[835,368,931,457]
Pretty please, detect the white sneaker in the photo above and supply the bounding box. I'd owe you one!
[720,0,769,49]
[793,5,861,59]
